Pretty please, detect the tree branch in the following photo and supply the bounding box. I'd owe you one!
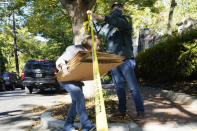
[60,0,73,10]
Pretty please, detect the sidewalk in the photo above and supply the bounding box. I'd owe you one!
[35,84,197,131]
[127,86,197,131]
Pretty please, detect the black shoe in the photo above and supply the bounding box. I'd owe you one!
[133,112,145,121]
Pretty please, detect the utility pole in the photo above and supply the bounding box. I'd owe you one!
[12,11,19,75]
[0,0,19,75]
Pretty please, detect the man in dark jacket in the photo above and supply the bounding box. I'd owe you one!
[87,2,145,120]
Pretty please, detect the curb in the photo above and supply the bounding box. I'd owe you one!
[40,110,141,131]
[141,86,197,108]
[159,90,197,108]
[40,110,64,130]
[103,84,197,108]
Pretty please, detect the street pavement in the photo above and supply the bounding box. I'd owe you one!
[1,85,197,131]
[0,89,66,131]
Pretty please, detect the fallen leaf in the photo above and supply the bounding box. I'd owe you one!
[166,112,171,115]
[167,118,171,121]
[184,86,190,90]
[153,117,157,120]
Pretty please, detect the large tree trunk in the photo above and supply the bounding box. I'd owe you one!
[60,0,96,44]
[167,0,177,35]
[60,0,96,99]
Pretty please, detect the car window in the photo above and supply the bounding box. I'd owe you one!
[25,61,55,70]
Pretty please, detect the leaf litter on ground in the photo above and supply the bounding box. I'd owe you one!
[51,94,133,123]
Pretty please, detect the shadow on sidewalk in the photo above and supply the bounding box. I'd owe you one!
[127,87,197,127]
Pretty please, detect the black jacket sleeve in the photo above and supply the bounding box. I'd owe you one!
[105,9,132,30]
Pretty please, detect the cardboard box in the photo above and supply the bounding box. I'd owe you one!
[57,51,124,82]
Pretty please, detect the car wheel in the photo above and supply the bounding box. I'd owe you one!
[2,84,6,91]
[55,85,62,93]
[12,84,16,90]
[21,86,25,90]
[25,86,33,94]
[5,86,9,91]
[56,86,60,91]
[39,89,45,93]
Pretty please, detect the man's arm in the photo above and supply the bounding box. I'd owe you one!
[56,53,67,71]
[56,46,73,75]
[92,20,112,37]
[87,10,110,37]
[91,9,131,30]
[105,9,132,30]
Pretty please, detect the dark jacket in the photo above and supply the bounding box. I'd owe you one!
[93,9,134,59]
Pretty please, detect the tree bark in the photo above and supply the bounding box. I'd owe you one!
[167,0,177,36]
[59,0,96,98]
[60,0,96,44]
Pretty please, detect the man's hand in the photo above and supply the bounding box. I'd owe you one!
[87,10,92,15]
[87,10,104,21]
[61,64,70,75]
[93,14,105,20]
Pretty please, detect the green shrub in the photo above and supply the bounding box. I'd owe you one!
[135,29,197,83]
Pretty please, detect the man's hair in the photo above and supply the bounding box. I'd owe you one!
[81,35,96,49]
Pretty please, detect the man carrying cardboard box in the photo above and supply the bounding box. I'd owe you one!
[56,35,100,131]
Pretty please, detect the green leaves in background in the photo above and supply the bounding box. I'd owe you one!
[0,0,197,79]
[135,29,197,83]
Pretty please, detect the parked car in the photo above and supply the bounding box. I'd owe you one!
[0,76,6,91]
[22,60,60,94]
[2,72,23,90]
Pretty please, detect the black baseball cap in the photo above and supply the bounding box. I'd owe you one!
[112,2,123,8]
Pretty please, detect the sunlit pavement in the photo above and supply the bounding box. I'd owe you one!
[127,86,197,131]
[0,88,66,131]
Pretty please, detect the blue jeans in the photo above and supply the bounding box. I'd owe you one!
[111,59,144,114]
[59,82,94,131]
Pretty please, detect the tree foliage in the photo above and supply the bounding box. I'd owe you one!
[12,0,73,44]
[0,48,6,74]
[0,0,197,76]
[0,24,44,72]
